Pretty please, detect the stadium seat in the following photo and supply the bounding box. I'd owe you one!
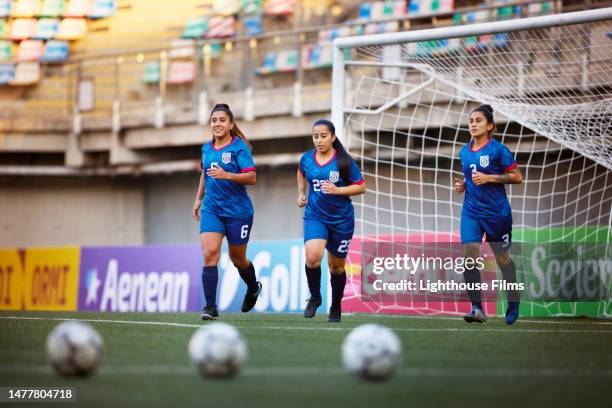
[275,49,298,72]
[64,0,93,17]
[89,0,115,18]
[0,63,15,84]
[56,18,87,39]
[242,0,262,15]
[257,51,277,74]
[243,14,262,36]
[35,18,60,39]
[358,3,370,19]
[168,39,195,59]
[40,0,65,17]
[13,0,41,17]
[0,0,10,18]
[42,40,69,62]
[264,0,295,16]
[17,39,44,61]
[182,18,208,39]
[0,20,6,38]
[142,61,160,84]
[206,16,236,38]
[0,40,12,61]
[167,61,196,84]
[10,61,40,85]
[10,19,37,40]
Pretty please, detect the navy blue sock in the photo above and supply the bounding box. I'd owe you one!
[202,266,218,307]
[499,259,520,303]
[305,265,321,299]
[463,266,482,309]
[330,271,346,310]
[238,262,258,293]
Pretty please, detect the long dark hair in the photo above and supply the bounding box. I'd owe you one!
[313,119,352,182]
[471,104,497,135]
[209,103,253,151]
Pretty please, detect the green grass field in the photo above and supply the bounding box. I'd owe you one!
[1,311,611,408]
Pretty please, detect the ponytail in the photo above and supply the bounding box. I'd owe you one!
[210,103,253,151]
[313,119,352,182]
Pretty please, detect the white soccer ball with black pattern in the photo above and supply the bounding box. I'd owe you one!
[188,322,248,378]
[46,321,104,377]
[341,324,402,381]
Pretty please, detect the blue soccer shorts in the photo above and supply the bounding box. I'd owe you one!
[460,212,512,254]
[200,211,253,245]
[304,218,354,259]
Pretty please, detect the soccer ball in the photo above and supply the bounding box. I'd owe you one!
[188,322,248,378]
[341,324,402,381]
[46,321,104,377]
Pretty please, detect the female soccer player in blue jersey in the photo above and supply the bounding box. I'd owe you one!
[455,104,523,325]
[297,119,366,322]
[192,103,261,320]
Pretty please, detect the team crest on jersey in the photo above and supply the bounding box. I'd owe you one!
[480,155,489,168]
[222,152,232,164]
[329,171,339,183]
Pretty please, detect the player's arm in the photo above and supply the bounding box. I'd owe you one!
[472,167,523,185]
[207,167,256,185]
[193,171,205,221]
[320,181,366,196]
[297,168,307,207]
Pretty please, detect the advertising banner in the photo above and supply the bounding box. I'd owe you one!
[23,246,80,311]
[0,249,24,310]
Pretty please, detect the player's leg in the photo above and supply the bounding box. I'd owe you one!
[199,212,225,320]
[324,225,353,323]
[303,218,328,318]
[225,215,261,313]
[483,215,520,325]
[461,212,486,323]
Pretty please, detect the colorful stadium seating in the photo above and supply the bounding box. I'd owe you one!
[42,40,69,62]
[13,0,41,18]
[10,19,37,40]
[89,0,114,18]
[0,40,12,61]
[0,0,11,18]
[243,14,262,36]
[35,18,60,39]
[0,63,15,84]
[56,17,87,39]
[40,0,66,17]
[142,61,160,84]
[242,0,262,15]
[11,61,40,84]
[64,0,93,18]
[0,20,6,38]
[167,61,195,84]
[17,39,44,61]
[265,0,295,16]
[182,18,208,39]
[206,16,236,38]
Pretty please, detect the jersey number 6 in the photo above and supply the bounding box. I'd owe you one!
[240,225,249,239]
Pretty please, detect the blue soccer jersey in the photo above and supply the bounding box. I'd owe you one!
[459,136,517,217]
[299,149,364,228]
[201,136,255,218]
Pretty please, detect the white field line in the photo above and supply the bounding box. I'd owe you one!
[0,365,610,378]
[1,316,611,334]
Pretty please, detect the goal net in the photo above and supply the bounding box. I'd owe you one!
[332,8,612,317]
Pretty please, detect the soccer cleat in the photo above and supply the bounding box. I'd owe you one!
[463,304,486,323]
[328,306,341,323]
[241,281,262,313]
[303,297,322,318]
[200,305,219,321]
[505,301,520,325]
